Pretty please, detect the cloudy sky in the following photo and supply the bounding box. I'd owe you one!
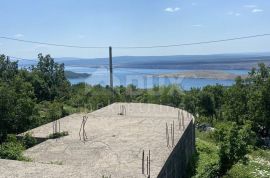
[0,0,269,58]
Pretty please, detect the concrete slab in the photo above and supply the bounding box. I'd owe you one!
[3,103,193,178]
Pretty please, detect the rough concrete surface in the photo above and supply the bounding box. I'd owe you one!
[1,103,193,178]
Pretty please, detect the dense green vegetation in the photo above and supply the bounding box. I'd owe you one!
[0,54,70,140]
[195,128,270,178]
[1,53,270,177]
[0,134,35,161]
[48,131,69,139]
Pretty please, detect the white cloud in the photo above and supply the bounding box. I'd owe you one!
[13,33,24,38]
[252,9,263,13]
[191,2,197,6]
[227,11,241,16]
[243,5,264,13]
[164,7,180,13]
[244,5,257,8]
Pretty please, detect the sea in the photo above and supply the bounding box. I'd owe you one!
[65,66,249,90]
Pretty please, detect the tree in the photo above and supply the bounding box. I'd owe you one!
[246,63,270,134]
[216,122,256,175]
[183,88,200,114]
[31,54,70,101]
[222,77,248,124]
[203,85,225,120]
[0,55,18,82]
[198,91,215,120]
[0,76,39,135]
[0,56,39,139]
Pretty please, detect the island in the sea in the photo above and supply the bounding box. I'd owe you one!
[64,71,91,79]
[146,70,248,80]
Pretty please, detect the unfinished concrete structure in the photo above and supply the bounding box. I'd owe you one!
[1,103,195,178]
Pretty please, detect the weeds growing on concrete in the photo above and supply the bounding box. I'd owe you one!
[48,131,69,139]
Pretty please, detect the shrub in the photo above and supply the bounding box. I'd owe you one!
[216,122,256,175]
[48,131,69,139]
[6,134,17,143]
[0,139,27,161]
[224,163,253,178]
[21,132,37,149]
[193,139,220,178]
[196,162,220,178]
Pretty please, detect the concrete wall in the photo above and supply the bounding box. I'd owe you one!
[157,120,195,178]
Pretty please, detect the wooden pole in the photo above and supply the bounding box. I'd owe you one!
[109,46,113,88]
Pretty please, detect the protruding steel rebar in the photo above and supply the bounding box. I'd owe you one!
[171,124,173,147]
[142,150,144,174]
[166,123,169,147]
[178,110,181,130]
[119,105,127,115]
[146,156,149,175]
[79,116,88,142]
[182,111,185,129]
[149,150,151,177]
[173,120,175,146]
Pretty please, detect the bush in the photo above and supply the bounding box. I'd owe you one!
[224,163,253,178]
[216,122,256,175]
[193,139,220,178]
[48,131,69,139]
[197,162,220,178]
[0,139,27,161]
[21,133,37,149]
[6,134,17,143]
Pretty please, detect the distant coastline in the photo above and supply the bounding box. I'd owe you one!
[65,71,91,79]
[146,70,248,80]
[17,53,270,71]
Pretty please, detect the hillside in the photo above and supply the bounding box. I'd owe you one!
[64,71,91,79]
[17,53,270,70]
[147,70,248,80]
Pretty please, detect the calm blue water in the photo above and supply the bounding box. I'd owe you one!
[66,67,249,90]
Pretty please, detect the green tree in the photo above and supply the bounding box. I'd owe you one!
[0,55,18,82]
[222,77,248,124]
[246,63,270,133]
[0,56,39,138]
[216,122,256,175]
[31,54,70,101]
[183,88,200,114]
[203,85,225,120]
[198,91,215,121]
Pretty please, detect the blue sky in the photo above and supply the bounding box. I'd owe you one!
[0,0,269,58]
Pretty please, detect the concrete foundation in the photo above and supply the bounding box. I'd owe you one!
[1,103,195,178]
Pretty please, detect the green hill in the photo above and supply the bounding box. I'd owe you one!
[64,71,91,79]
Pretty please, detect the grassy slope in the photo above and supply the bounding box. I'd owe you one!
[194,130,270,178]
[226,149,270,178]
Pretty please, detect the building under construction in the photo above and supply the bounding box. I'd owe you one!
[0,103,195,178]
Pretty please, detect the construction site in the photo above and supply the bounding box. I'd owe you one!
[0,103,195,178]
